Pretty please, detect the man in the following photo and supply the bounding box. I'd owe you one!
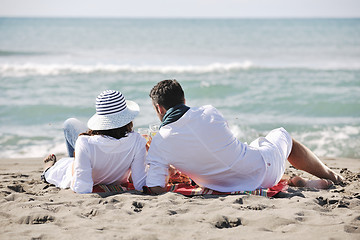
[146,79,343,194]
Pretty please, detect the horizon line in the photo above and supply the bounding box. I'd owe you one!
[1,16,360,20]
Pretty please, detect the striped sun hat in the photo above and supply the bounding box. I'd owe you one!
[87,90,139,130]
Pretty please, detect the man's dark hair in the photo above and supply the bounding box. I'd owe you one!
[149,79,185,110]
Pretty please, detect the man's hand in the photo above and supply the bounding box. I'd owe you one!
[149,186,166,195]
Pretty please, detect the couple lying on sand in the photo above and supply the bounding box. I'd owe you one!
[42,79,344,194]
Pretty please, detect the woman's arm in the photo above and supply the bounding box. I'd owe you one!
[70,136,94,193]
[130,137,147,191]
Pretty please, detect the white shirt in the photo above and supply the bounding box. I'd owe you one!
[46,132,147,193]
[146,105,268,192]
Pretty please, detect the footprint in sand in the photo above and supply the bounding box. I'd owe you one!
[214,216,242,229]
[7,184,26,193]
[132,201,144,212]
[80,209,98,218]
[316,196,350,209]
[18,215,55,224]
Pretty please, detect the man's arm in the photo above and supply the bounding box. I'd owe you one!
[146,137,169,194]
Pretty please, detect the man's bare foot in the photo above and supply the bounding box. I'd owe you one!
[43,154,56,171]
[289,176,333,189]
[331,172,345,184]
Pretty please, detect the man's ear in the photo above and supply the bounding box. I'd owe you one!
[156,104,167,115]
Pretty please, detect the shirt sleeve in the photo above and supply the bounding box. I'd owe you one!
[70,136,94,193]
[146,136,169,188]
[130,136,147,191]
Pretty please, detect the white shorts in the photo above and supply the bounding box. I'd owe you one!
[250,127,293,188]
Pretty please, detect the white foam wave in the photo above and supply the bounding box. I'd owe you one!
[0,62,253,77]
[2,61,359,77]
[0,140,66,159]
[229,124,360,159]
[1,125,359,159]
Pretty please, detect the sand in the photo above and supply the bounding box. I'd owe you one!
[0,157,359,240]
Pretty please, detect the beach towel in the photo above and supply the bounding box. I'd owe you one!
[92,171,288,197]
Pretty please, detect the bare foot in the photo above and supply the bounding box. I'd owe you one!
[289,176,333,189]
[331,172,345,184]
[43,154,56,171]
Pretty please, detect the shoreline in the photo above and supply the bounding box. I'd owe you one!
[1,157,359,239]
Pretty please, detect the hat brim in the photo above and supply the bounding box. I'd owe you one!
[87,100,139,130]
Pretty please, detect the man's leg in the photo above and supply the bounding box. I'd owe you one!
[287,138,344,183]
[63,118,88,157]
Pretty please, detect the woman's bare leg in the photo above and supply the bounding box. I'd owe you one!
[287,138,344,183]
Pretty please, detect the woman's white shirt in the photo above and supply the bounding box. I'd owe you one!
[46,132,147,193]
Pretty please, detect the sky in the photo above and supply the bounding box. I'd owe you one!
[0,0,359,18]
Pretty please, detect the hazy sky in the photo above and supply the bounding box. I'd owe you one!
[0,0,359,18]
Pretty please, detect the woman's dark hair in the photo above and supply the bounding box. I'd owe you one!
[149,79,185,110]
[80,122,133,140]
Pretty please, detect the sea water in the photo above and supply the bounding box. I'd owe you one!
[0,18,359,158]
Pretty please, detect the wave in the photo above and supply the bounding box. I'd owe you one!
[0,50,49,57]
[1,124,359,159]
[0,62,253,76]
[1,61,359,77]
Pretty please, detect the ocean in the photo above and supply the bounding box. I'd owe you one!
[0,18,359,159]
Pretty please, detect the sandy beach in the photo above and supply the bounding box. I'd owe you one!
[0,157,359,240]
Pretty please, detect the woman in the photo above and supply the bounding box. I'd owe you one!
[42,90,147,193]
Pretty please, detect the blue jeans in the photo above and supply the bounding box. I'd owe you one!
[63,118,88,157]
